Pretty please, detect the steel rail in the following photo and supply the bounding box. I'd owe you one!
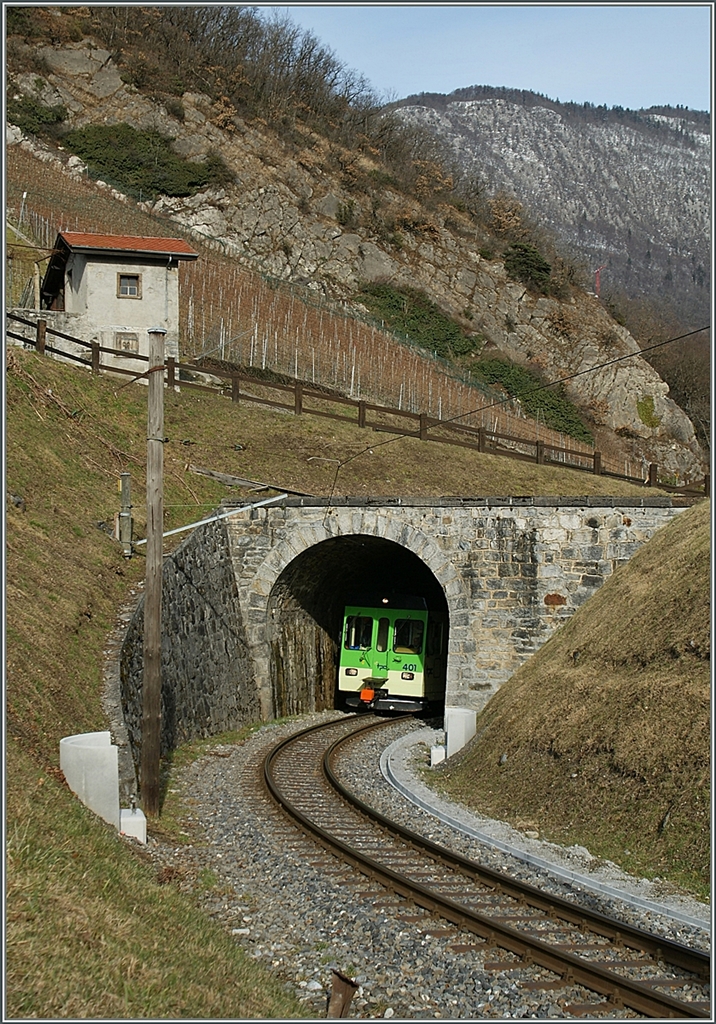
[325,726,710,978]
[263,715,710,1020]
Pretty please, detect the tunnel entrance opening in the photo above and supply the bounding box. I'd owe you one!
[267,535,449,717]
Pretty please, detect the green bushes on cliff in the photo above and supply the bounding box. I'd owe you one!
[7,95,67,138]
[61,124,234,199]
[356,282,482,360]
[472,358,594,443]
[503,241,552,293]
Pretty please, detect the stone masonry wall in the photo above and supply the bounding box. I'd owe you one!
[223,497,689,714]
[119,519,260,781]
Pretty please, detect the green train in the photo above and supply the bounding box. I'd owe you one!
[339,595,447,713]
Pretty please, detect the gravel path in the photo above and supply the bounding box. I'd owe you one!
[142,713,710,1020]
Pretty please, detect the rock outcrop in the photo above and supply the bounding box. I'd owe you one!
[6,40,706,481]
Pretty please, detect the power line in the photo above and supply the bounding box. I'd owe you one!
[324,324,711,500]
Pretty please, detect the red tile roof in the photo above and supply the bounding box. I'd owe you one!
[58,232,198,260]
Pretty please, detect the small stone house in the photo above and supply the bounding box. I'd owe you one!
[40,231,198,365]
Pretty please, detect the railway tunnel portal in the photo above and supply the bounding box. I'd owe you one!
[266,534,450,717]
[116,495,691,784]
[223,496,689,719]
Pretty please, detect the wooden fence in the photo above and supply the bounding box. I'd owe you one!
[7,313,709,497]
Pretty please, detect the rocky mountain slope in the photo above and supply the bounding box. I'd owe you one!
[393,87,711,331]
[5,36,707,482]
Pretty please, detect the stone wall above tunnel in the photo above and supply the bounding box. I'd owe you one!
[224,496,692,714]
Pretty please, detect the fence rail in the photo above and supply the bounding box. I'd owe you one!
[7,313,709,497]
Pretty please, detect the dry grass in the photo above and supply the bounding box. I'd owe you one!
[6,739,308,1020]
[7,345,669,1017]
[433,500,711,897]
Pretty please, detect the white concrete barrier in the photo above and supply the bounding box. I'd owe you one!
[120,807,147,844]
[430,744,447,766]
[445,707,477,758]
[60,731,120,829]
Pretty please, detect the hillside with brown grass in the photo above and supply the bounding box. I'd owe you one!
[6,341,684,1016]
[432,499,710,897]
[6,144,600,466]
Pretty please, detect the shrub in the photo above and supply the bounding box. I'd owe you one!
[337,199,358,229]
[472,358,594,444]
[356,282,482,360]
[164,97,185,122]
[61,124,233,199]
[6,95,67,138]
[504,242,552,293]
[636,395,661,428]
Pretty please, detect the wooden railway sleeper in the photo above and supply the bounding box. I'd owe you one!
[266,716,710,1020]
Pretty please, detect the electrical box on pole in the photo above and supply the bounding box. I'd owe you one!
[116,472,133,558]
[141,326,166,817]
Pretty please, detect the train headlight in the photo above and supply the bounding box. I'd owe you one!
[401,671,414,680]
[345,668,358,676]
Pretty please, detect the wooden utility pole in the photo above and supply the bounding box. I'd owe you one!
[141,326,166,817]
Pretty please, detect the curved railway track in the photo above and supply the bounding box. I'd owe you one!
[264,714,710,1019]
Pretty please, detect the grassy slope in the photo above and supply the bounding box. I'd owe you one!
[433,499,710,897]
[7,347,672,1017]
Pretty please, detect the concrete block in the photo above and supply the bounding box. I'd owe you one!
[60,731,120,829]
[445,706,477,758]
[431,744,446,766]
[120,807,147,844]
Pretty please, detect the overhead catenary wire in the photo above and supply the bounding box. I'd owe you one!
[323,324,711,504]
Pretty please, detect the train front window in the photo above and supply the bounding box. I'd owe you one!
[345,615,373,650]
[376,617,389,652]
[393,619,424,655]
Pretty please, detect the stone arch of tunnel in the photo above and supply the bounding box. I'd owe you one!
[266,534,450,716]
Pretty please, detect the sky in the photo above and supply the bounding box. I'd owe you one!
[271,3,712,111]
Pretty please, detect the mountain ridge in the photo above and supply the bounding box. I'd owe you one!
[391,85,711,332]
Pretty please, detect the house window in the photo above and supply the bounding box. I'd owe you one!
[117,273,141,298]
[115,332,139,354]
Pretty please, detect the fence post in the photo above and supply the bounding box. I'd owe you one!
[477,427,486,453]
[536,440,545,465]
[358,399,366,428]
[593,451,602,475]
[704,474,710,498]
[647,463,658,487]
[36,318,46,355]
[91,341,100,374]
[419,413,428,441]
[294,382,303,416]
[231,373,241,404]
[167,356,175,390]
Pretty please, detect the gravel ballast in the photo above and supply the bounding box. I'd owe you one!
[142,713,710,1020]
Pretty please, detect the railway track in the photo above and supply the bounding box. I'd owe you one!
[264,713,710,1019]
